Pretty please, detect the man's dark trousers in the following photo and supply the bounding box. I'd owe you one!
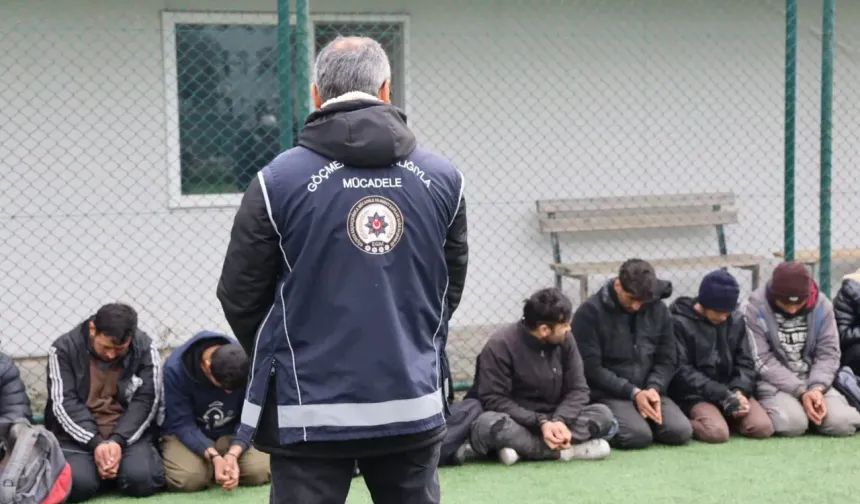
[60,435,164,502]
[269,441,442,504]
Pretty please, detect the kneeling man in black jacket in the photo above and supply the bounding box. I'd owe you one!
[668,270,774,443]
[469,288,616,466]
[572,259,693,449]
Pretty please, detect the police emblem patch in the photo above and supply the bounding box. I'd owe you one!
[347,196,404,255]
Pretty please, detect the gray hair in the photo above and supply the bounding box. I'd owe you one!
[313,36,391,103]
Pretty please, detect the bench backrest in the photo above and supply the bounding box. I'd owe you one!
[536,192,737,234]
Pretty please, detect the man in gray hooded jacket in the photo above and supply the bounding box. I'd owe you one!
[743,261,860,436]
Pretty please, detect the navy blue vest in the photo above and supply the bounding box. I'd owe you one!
[238,145,464,444]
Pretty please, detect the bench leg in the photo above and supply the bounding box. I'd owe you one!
[578,276,589,304]
[806,261,819,283]
[738,265,761,291]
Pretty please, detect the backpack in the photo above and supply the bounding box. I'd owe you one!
[0,420,72,504]
[833,366,860,412]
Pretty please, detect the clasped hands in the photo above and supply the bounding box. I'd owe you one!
[209,448,242,491]
[801,386,827,425]
[722,390,751,418]
[633,388,663,424]
[540,419,572,451]
[94,440,122,480]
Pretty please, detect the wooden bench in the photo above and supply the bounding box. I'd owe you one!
[773,248,860,277]
[536,192,766,301]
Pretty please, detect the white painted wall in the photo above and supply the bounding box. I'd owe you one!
[2,0,859,358]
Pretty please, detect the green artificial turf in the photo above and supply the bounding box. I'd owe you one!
[93,436,860,504]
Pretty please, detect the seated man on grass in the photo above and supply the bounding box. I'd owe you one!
[469,288,616,466]
[573,259,693,449]
[669,270,774,443]
[833,268,860,375]
[161,331,270,492]
[45,303,164,503]
[744,261,860,436]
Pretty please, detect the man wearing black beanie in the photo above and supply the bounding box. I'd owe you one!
[669,270,774,443]
[743,261,860,437]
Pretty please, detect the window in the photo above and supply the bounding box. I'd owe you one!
[162,12,409,209]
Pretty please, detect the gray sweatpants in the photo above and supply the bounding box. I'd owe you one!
[470,404,616,461]
[758,386,860,437]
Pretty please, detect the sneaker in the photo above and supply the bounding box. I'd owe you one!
[452,442,477,465]
[559,439,611,461]
[497,447,520,466]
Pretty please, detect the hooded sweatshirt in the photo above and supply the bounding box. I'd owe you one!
[161,331,249,455]
[218,92,468,455]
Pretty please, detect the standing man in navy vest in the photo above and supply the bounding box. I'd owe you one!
[217,36,468,504]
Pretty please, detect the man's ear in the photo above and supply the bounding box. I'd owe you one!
[311,83,323,109]
[377,79,391,104]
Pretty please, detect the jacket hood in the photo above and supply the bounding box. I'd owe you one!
[172,331,234,361]
[188,330,233,346]
[670,296,705,322]
[840,275,860,298]
[806,280,820,310]
[655,279,674,301]
[298,92,417,168]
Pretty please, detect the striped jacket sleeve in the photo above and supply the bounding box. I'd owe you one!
[111,341,162,447]
[47,345,102,450]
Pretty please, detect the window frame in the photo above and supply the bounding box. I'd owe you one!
[161,10,411,210]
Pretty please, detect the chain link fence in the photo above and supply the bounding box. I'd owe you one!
[2,0,859,413]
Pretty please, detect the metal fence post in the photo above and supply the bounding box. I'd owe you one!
[295,0,312,124]
[784,0,797,262]
[819,0,835,295]
[278,0,295,150]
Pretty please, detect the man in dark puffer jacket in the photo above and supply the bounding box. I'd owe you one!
[834,268,860,375]
[0,351,32,424]
[0,350,33,463]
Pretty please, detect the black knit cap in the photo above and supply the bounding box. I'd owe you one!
[698,269,740,312]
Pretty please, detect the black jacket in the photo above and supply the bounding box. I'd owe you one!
[834,278,860,350]
[44,321,162,450]
[471,323,590,431]
[572,278,676,400]
[216,102,469,355]
[0,352,32,423]
[668,297,755,406]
